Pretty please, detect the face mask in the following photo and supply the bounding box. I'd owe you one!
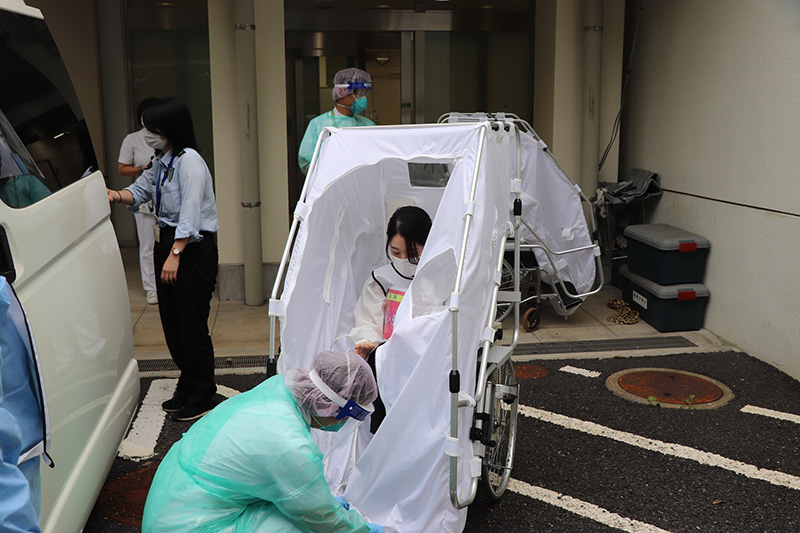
[351,96,367,115]
[390,256,417,279]
[143,129,167,151]
[313,416,347,432]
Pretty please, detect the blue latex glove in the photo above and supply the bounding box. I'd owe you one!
[366,523,385,533]
[334,496,350,510]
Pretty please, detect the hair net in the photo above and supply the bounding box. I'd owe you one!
[285,351,378,417]
[331,68,372,101]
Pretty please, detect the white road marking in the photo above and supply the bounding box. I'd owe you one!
[560,365,602,378]
[217,385,241,399]
[519,404,800,491]
[741,405,800,425]
[117,380,242,461]
[508,479,673,533]
[117,378,175,461]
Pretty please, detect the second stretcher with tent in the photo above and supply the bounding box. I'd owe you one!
[268,114,602,532]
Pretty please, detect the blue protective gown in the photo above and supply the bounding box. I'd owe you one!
[298,110,375,174]
[142,375,373,533]
[0,277,46,532]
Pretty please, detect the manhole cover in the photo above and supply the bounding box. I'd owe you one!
[606,368,734,409]
[97,465,158,526]
[515,363,548,379]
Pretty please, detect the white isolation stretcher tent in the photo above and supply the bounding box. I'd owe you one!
[269,117,600,532]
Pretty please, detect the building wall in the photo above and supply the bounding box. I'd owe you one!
[620,0,800,378]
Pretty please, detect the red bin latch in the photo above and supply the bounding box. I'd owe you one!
[677,290,696,301]
[678,241,698,253]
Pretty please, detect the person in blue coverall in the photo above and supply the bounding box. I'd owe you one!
[142,350,386,532]
[0,276,51,533]
[298,67,375,174]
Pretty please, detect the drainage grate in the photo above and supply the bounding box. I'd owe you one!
[138,355,270,373]
[514,335,695,355]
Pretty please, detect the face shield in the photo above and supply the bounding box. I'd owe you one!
[334,81,373,97]
[308,369,374,421]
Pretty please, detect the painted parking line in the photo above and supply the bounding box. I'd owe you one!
[509,478,673,533]
[519,404,800,491]
[118,380,241,461]
[117,378,175,461]
[560,365,602,378]
[741,405,800,425]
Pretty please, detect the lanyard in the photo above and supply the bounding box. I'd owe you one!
[154,153,177,217]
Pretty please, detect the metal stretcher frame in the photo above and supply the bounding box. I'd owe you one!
[441,112,605,324]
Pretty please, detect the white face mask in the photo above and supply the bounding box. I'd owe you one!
[390,256,417,279]
[143,129,167,151]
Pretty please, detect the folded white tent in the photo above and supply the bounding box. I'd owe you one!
[269,119,598,532]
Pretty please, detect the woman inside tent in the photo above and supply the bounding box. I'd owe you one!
[349,205,432,359]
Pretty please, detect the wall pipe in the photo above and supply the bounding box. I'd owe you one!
[235,0,264,305]
[580,0,603,197]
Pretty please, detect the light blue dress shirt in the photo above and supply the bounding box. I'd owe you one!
[126,148,219,242]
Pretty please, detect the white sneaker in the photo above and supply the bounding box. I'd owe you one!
[146,290,158,305]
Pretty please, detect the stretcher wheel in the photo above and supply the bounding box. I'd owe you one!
[481,359,519,500]
[523,304,540,332]
[494,259,514,323]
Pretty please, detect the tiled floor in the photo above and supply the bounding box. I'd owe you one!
[124,246,271,361]
[123,246,732,362]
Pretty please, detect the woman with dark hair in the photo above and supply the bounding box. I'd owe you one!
[348,205,432,358]
[107,97,220,421]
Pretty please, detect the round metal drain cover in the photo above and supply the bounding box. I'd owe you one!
[515,363,549,379]
[606,368,734,409]
[97,465,158,526]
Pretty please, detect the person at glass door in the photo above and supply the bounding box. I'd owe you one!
[298,67,374,175]
[118,97,159,305]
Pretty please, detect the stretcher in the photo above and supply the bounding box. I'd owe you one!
[268,113,601,532]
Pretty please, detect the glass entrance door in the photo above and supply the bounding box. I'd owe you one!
[284,6,533,206]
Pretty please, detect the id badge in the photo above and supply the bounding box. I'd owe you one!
[154,225,160,242]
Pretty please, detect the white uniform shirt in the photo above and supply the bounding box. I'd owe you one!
[349,262,413,345]
[118,128,155,214]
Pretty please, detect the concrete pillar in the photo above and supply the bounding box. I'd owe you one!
[235,0,264,305]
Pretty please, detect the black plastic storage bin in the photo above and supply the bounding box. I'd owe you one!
[620,266,709,332]
[624,223,709,285]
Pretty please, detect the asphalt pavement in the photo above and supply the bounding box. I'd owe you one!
[85,349,800,532]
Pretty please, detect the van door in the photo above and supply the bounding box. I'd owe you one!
[0,4,139,532]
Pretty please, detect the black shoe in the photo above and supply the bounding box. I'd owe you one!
[172,403,213,422]
[161,397,186,413]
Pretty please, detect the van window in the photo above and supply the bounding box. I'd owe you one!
[0,10,97,208]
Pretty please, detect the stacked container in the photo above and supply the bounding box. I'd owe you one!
[620,224,710,332]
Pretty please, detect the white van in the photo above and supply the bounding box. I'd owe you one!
[0,1,139,531]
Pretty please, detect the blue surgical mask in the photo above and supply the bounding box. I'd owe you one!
[351,96,368,115]
[312,415,347,432]
[319,419,347,432]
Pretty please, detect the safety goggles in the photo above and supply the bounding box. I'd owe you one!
[308,369,374,422]
[334,81,372,97]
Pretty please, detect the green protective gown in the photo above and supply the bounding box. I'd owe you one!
[142,375,372,533]
[298,110,375,174]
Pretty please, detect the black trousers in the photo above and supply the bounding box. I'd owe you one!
[154,226,218,408]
